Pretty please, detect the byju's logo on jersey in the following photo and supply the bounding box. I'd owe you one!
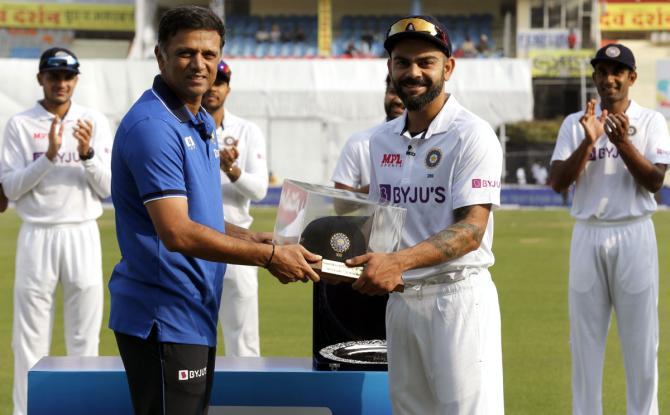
[471,178,501,189]
[381,153,403,167]
[588,146,619,161]
[184,135,196,150]
[379,184,446,204]
[178,367,207,381]
[425,148,442,168]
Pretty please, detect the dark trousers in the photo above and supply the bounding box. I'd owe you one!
[115,328,216,415]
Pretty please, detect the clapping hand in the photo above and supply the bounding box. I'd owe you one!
[579,99,608,145]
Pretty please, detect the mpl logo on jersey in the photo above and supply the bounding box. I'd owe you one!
[33,132,48,139]
[381,153,403,167]
[379,184,446,204]
[471,178,501,189]
[178,367,207,381]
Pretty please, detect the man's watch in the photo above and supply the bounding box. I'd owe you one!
[79,148,95,161]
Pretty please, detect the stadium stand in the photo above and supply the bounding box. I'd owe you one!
[221,13,497,58]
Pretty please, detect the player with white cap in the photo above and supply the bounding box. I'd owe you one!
[550,43,670,415]
[0,47,112,415]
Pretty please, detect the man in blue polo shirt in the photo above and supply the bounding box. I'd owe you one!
[109,6,321,414]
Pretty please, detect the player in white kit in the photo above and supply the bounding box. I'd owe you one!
[550,44,670,415]
[331,74,404,193]
[203,60,269,357]
[347,16,504,414]
[0,48,112,415]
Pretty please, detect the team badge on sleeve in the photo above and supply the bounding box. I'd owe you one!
[425,148,442,168]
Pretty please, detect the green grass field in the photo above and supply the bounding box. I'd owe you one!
[0,208,668,414]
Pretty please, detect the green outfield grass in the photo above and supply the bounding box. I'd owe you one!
[0,208,668,414]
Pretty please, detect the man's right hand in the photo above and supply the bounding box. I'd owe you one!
[46,116,64,161]
[579,99,608,145]
[267,244,321,284]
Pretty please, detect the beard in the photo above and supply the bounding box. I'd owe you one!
[393,74,444,111]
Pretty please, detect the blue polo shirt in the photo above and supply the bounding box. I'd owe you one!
[109,75,225,347]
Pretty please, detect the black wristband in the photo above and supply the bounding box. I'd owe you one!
[264,243,275,268]
[79,147,95,161]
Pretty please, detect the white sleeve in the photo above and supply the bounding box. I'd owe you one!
[551,117,579,162]
[644,112,670,165]
[0,118,55,201]
[82,112,113,199]
[451,125,503,209]
[367,140,380,202]
[223,123,268,201]
[331,135,363,188]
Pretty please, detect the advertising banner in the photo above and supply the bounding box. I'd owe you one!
[0,3,134,31]
[600,1,670,31]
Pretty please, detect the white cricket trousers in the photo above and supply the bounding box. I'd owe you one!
[218,263,260,356]
[386,269,504,415]
[569,217,658,415]
[12,221,103,415]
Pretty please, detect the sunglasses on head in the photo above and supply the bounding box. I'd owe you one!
[46,55,78,68]
[387,17,450,56]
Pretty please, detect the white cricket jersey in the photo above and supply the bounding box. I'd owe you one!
[0,102,112,224]
[331,125,378,188]
[369,96,502,282]
[216,110,268,228]
[551,100,670,221]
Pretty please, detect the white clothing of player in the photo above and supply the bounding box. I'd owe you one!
[331,125,378,189]
[368,96,504,414]
[215,109,268,357]
[551,100,670,415]
[0,101,112,415]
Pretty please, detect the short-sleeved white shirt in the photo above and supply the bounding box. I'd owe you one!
[1,102,112,224]
[368,96,502,282]
[551,100,670,221]
[331,125,378,189]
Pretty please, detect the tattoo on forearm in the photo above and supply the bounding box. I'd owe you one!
[427,206,485,260]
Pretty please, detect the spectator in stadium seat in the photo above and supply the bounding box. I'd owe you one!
[293,25,306,43]
[361,27,375,54]
[255,28,270,43]
[270,24,282,43]
[476,33,490,56]
[460,35,477,57]
[343,40,361,57]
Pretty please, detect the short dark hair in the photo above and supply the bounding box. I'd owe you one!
[158,6,225,51]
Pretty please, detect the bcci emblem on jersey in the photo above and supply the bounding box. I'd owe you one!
[330,233,351,257]
[425,148,442,168]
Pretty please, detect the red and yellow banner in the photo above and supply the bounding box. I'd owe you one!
[600,2,670,31]
[0,3,134,31]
